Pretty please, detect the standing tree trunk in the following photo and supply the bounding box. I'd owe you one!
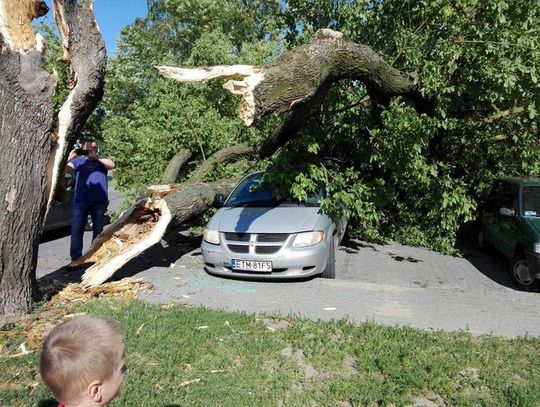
[0,0,106,316]
[0,0,56,315]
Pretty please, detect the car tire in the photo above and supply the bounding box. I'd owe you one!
[510,253,537,291]
[321,238,336,279]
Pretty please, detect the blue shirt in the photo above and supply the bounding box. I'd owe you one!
[71,157,108,203]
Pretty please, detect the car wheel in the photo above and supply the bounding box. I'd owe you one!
[321,238,336,279]
[477,227,486,249]
[510,254,537,291]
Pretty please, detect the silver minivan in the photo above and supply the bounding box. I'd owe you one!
[201,172,347,279]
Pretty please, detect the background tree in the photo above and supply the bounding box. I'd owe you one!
[100,0,539,254]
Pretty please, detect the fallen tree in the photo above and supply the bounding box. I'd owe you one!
[0,0,105,315]
[74,28,429,287]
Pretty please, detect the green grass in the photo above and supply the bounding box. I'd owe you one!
[1,299,539,406]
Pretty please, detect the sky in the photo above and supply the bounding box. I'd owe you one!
[40,0,149,54]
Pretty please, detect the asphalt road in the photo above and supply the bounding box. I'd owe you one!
[38,221,540,338]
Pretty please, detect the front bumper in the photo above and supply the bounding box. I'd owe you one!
[201,237,330,280]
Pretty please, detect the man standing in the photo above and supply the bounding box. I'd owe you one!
[65,138,115,261]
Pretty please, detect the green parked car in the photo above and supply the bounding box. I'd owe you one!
[478,178,540,291]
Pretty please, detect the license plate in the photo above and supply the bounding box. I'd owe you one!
[232,260,272,272]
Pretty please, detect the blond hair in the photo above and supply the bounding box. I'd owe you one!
[40,315,124,405]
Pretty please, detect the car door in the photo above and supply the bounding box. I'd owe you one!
[484,181,519,258]
[497,182,520,258]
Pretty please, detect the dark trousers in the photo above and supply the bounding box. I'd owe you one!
[70,201,108,261]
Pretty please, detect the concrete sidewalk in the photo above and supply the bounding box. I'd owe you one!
[37,228,540,338]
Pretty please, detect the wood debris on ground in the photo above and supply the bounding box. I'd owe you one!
[7,278,154,351]
[180,378,201,387]
[47,278,154,308]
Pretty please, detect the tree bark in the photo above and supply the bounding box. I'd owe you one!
[0,2,56,314]
[0,0,105,315]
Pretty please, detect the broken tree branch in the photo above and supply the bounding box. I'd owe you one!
[188,143,258,183]
[158,28,429,127]
[74,177,240,287]
[161,148,192,184]
[46,0,106,207]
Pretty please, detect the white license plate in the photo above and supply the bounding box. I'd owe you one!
[232,260,272,272]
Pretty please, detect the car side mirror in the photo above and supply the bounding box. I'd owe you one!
[213,194,226,208]
[499,207,515,217]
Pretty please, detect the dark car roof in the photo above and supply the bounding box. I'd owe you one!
[498,177,540,187]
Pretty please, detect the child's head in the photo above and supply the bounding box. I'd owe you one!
[40,315,125,406]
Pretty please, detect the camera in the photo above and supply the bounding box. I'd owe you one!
[74,148,89,156]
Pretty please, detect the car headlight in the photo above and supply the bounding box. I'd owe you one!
[293,231,325,248]
[535,243,540,255]
[203,228,220,245]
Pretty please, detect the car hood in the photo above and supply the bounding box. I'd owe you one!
[208,207,322,233]
[524,217,540,235]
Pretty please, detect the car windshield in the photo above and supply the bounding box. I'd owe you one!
[523,186,540,217]
[225,174,322,208]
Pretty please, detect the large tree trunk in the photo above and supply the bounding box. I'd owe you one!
[75,179,240,287]
[75,29,431,287]
[72,144,251,287]
[0,0,105,315]
[0,1,56,314]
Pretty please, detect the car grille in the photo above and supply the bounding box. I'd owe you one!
[227,244,249,253]
[223,233,290,254]
[255,245,281,254]
[257,233,289,242]
[224,232,250,242]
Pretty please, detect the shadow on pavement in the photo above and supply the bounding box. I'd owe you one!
[388,253,423,263]
[109,228,201,282]
[38,228,201,294]
[339,239,379,254]
[465,247,516,289]
[339,239,424,263]
[40,226,71,243]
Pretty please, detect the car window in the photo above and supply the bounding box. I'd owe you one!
[523,186,540,217]
[500,183,519,212]
[484,182,518,214]
[226,175,274,207]
[225,174,322,208]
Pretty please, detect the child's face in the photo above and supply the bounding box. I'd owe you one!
[99,347,126,405]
